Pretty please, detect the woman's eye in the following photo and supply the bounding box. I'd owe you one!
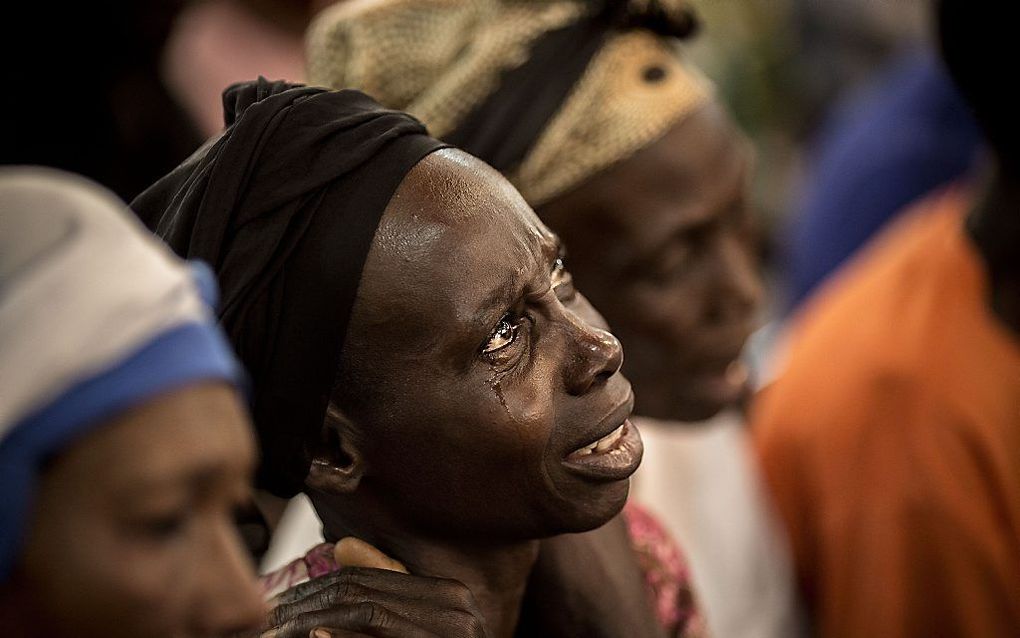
[135,511,188,541]
[551,257,577,301]
[647,241,694,286]
[551,258,567,286]
[481,314,520,354]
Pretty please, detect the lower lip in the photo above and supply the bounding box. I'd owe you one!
[561,419,643,482]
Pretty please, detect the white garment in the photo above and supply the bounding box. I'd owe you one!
[260,493,324,574]
[631,413,806,638]
[0,168,208,435]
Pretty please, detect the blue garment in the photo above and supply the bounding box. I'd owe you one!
[782,51,983,311]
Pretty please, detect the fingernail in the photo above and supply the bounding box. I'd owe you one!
[311,629,331,638]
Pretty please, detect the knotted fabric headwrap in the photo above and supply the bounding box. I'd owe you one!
[132,79,447,497]
[0,168,243,581]
[307,0,711,206]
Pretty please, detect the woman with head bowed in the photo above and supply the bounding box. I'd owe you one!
[132,78,703,637]
[306,2,800,636]
[0,169,265,637]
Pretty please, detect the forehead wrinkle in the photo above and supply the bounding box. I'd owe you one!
[452,229,528,332]
[358,218,513,364]
[451,212,553,345]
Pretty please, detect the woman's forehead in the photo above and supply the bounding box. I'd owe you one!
[355,150,558,342]
[42,383,255,504]
[380,149,554,265]
[358,189,557,358]
[379,203,554,307]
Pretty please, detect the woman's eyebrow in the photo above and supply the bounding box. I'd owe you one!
[639,195,736,265]
[467,235,562,338]
[116,461,246,500]
[543,236,563,266]
[470,274,525,336]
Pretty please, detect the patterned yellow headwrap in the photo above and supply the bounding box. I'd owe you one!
[307,0,712,206]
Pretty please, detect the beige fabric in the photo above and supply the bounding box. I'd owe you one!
[518,29,711,203]
[307,0,711,205]
[307,0,583,139]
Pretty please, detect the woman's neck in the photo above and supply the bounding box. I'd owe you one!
[324,517,540,638]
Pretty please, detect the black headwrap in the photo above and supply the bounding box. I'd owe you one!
[132,78,447,497]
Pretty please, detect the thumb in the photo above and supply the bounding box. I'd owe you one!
[333,537,409,574]
[308,629,371,638]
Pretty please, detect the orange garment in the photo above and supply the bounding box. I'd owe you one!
[753,187,1020,637]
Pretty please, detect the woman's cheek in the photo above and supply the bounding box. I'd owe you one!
[109,534,193,624]
[497,354,559,432]
[60,539,189,638]
[629,282,690,331]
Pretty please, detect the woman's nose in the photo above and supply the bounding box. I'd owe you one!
[564,317,624,396]
[193,521,267,635]
[705,234,762,325]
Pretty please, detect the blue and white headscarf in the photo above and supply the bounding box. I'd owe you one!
[0,168,245,581]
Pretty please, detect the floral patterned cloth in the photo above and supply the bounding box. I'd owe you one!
[625,502,708,637]
[262,501,706,637]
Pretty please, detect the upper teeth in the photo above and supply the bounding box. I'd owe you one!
[576,423,626,456]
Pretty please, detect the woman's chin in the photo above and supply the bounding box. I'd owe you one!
[548,478,633,535]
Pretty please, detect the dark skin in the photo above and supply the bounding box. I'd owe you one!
[513,101,763,636]
[950,71,1020,337]
[263,519,665,638]
[516,514,668,638]
[539,100,763,422]
[261,566,489,638]
[263,101,758,638]
[261,149,655,638]
[972,170,1020,335]
[264,104,760,638]
[937,0,1020,334]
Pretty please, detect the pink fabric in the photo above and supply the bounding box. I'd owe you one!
[162,0,306,136]
[261,542,335,599]
[624,502,708,637]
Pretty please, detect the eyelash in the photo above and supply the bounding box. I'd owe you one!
[136,510,189,541]
[481,312,526,356]
[551,257,577,302]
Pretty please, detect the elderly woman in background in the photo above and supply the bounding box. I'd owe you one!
[0,169,264,637]
[133,78,704,637]
[306,1,801,635]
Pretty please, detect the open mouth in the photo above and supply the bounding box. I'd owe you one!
[569,421,629,457]
[562,418,643,482]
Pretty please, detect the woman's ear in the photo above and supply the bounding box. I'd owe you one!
[305,404,366,494]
